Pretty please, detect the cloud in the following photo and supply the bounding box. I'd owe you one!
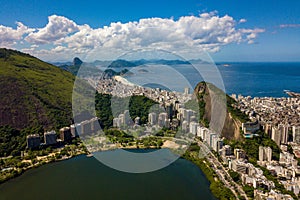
[25,15,79,44]
[58,13,264,60]
[239,19,247,23]
[279,24,300,28]
[0,22,34,47]
[1,13,265,61]
[240,28,265,44]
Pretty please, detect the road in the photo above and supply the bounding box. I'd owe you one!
[197,139,249,200]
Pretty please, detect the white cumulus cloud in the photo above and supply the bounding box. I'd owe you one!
[25,15,79,44]
[1,13,265,61]
[0,22,34,47]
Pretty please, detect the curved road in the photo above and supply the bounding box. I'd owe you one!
[197,139,249,200]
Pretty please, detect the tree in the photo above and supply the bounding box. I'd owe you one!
[229,170,240,182]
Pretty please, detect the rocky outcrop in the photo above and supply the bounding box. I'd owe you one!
[73,57,83,67]
[194,82,245,140]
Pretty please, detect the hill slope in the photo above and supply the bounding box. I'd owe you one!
[0,48,75,131]
[194,82,249,139]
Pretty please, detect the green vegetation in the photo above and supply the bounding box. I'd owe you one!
[137,137,164,148]
[188,142,200,152]
[107,59,137,68]
[229,170,241,183]
[224,132,298,199]
[0,126,25,157]
[287,144,293,154]
[242,185,254,198]
[95,93,114,129]
[196,91,209,127]
[0,48,75,130]
[0,138,87,184]
[226,96,249,123]
[59,64,81,75]
[103,129,165,148]
[225,130,281,162]
[128,95,157,124]
[183,151,236,200]
[95,92,157,129]
[105,129,134,144]
[259,165,298,199]
[0,48,77,156]
[195,81,249,130]
[103,68,133,78]
[184,99,200,120]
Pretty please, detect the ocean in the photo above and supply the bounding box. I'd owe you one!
[123,62,300,98]
[217,62,300,97]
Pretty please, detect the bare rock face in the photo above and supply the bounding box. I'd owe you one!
[194,81,243,140]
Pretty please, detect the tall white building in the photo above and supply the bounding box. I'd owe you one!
[182,109,189,122]
[259,146,272,162]
[134,117,140,125]
[271,127,281,146]
[118,114,125,125]
[197,127,209,140]
[189,121,198,135]
[182,120,188,133]
[278,124,289,144]
[148,112,157,125]
[124,110,131,125]
[266,147,272,162]
[264,122,273,137]
[184,87,190,95]
[70,124,79,137]
[211,135,223,152]
[113,118,121,127]
[158,112,168,127]
[292,126,300,144]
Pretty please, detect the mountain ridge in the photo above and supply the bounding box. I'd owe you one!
[0,48,75,131]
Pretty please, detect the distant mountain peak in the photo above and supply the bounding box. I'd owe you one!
[73,57,83,67]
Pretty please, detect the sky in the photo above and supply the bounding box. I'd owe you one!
[0,0,300,62]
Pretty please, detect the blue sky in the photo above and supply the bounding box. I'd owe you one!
[0,0,300,62]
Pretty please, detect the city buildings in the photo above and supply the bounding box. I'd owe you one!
[259,146,272,162]
[26,134,40,149]
[59,127,72,142]
[44,130,57,145]
[293,126,300,143]
[234,149,246,160]
[242,120,260,134]
[148,112,157,126]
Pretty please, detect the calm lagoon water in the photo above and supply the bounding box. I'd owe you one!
[0,150,216,200]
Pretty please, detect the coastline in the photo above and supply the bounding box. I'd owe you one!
[182,151,236,200]
[1,145,225,200]
[0,150,87,184]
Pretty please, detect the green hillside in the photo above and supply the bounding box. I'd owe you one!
[0,48,75,156]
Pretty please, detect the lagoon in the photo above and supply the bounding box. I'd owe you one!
[0,150,216,200]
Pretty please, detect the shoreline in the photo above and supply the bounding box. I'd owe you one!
[1,146,224,200]
[0,151,87,185]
